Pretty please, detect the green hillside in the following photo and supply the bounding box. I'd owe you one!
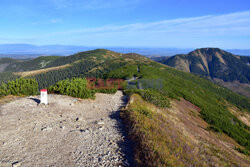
[0,49,120,73]
[0,56,61,72]
[0,49,121,85]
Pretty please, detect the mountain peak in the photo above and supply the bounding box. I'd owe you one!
[156,48,250,85]
[191,48,227,55]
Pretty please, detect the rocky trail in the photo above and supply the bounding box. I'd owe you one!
[0,91,133,167]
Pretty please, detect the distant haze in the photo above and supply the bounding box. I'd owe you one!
[0,44,249,59]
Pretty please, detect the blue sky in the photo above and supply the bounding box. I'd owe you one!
[0,0,250,49]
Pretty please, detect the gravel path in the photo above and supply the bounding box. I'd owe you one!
[0,91,133,167]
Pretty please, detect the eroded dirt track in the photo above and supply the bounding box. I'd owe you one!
[0,91,132,167]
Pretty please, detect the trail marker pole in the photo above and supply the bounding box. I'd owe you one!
[40,89,48,105]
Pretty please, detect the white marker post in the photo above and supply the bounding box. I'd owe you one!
[40,89,48,105]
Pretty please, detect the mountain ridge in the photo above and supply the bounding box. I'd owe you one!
[155,48,250,97]
[157,48,250,83]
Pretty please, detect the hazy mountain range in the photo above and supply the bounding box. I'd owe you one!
[1,44,250,58]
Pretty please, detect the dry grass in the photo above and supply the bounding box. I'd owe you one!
[175,57,191,72]
[88,66,104,73]
[215,52,226,64]
[121,94,250,167]
[102,51,121,58]
[194,50,210,73]
[228,106,250,127]
[15,64,71,77]
[121,94,202,167]
[0,95,20,105]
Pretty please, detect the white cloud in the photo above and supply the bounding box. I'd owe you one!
[36,10,250,48]
[44,11,250,36]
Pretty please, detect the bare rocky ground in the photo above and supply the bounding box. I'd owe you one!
[0,91,133,167]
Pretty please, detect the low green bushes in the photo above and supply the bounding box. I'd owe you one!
[0,78,38,97]
[124,89,170,108]
[48,78,96,99]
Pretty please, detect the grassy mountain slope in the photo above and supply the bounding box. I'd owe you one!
[107,60,250,165]
[0,56,60,72]
[0,49,123,73]
[121,94,249,166]
[0,49,122,84]
[21,50,151,89]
